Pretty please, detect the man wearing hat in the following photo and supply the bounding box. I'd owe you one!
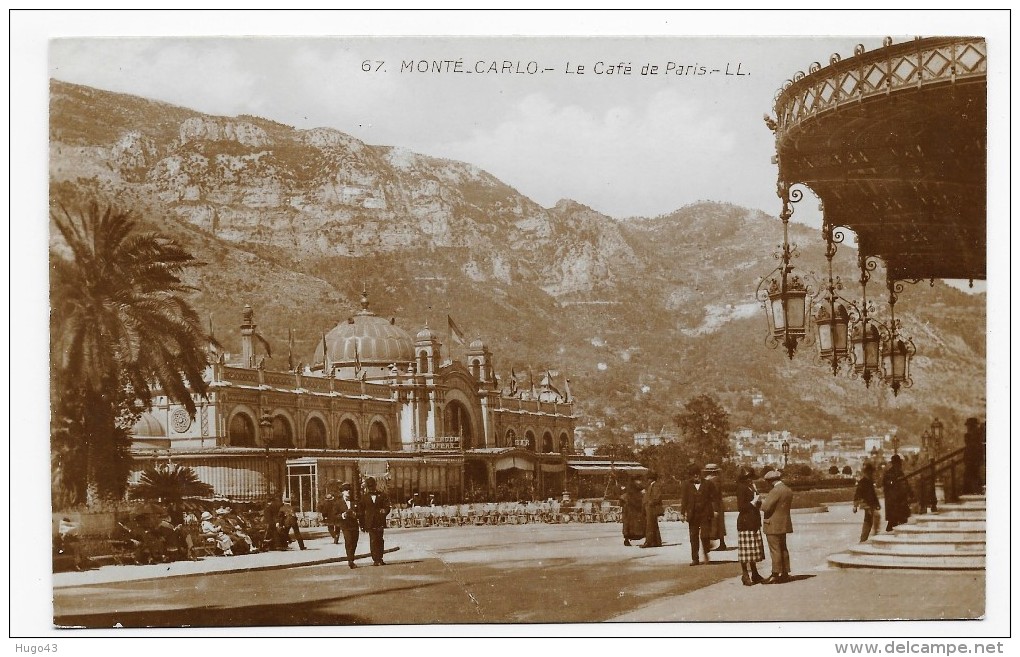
[336,483,360,569]
[761,469,794,583]
[278,495,307,550]
[321,492,342,545]
[358,476,392,565]
[680,464,720,565]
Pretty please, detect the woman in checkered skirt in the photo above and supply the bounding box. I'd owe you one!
[735,466,765,586]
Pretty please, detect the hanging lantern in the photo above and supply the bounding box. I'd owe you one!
[766,273,809,355]
[816,301,850,370]
[756,183,814,359]
[881,336,915,395]
[878,278,917,396]
[851,322,882,386]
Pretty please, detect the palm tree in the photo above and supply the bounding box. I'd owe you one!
[129,464,214,502]
[51,200,213,506]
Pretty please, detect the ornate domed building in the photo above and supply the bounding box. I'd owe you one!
[127,289,584,511]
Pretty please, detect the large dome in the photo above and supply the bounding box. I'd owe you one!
[312,290,414,367]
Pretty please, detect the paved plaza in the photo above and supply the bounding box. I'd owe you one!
[51,503,986,631]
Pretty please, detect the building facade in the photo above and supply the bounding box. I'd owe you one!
[129,291,582,512]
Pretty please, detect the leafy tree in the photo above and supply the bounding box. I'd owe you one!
[841,465,854,476]
[828,465,840,475]
[594,442,637,462]
[129,463,214,502]
[638,441,690,494]
[674,394,732,468]
[50,200,213,507]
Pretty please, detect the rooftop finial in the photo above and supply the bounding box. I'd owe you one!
[360,284,370,312]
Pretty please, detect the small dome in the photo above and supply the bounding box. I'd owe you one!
[132,412,165,437]
[469,338,486,350]
[416,326,436,341]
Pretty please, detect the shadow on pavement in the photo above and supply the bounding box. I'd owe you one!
[54,580,444,628]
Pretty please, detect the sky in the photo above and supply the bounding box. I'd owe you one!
[47,34,888,223]
[11,9,1010,641]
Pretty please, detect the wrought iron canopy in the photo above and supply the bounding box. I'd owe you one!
[771,37,987,282]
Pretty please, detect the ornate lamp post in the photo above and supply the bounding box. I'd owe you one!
[781,440,790,469]
[929,418,944,459]
[260,411,276,493]
[891,435,900,456]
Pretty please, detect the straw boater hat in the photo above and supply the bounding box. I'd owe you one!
[703,463,721,473]
[201,511,212,520]
[764,470,782,481]
[215,507,229,515]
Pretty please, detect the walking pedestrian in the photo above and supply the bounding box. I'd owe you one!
[680,464,719,565]
[262,493,283,550]
[853,462,881,542]
[703,463,728,550]
[321,492,341,544]
[337,482,360,569]
[735,466,765,585]
[619,475,645,546]
[882,454,913,532]
[278,496,307,550]
[358,476,392,565]
[761,469,793,584]
[638,470,663,548]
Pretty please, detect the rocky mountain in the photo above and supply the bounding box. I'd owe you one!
[48,80,987,446]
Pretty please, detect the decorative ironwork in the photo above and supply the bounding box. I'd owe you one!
[755,183,816,359]
[879,277,917,396]
[773,37,987,139]
[814,222,854,375]
[847,255,885,388]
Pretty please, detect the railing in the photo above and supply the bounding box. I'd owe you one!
[902,446,967,507]
[773,37,987,138]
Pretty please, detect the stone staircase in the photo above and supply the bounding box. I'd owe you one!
[828,495,985,570]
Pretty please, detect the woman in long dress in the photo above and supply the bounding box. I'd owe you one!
[735,466,765,586]
[620,475,646,546]
[882,454,913,531]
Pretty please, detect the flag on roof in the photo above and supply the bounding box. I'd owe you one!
[322,332,332,375]
[448,315,466,346]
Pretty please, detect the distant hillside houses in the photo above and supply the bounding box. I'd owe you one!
[632,430,679,448]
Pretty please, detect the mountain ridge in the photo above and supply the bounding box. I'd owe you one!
[48,79,986,443]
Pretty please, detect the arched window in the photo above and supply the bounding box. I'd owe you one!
[471,359,481,380]
[305,417,326,449]
[228,413,255,447]
[271,415,293,448]
[542,431,554,453]
[559,432,571,454]
[504,428,517,448]
[338,419,359,450]
[369,422,388,450]
[524,430,536,451]
[418,352,429,375]
[444,400,473,449]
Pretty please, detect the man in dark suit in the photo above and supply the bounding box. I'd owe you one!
[358,476,392,565]
[680,464,720,565]
[262,493,284,550]
[321,492,341,545]
[761,469,794,583]
[336,483,360,569]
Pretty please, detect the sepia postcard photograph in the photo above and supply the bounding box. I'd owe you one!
[10,8,1010,648]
